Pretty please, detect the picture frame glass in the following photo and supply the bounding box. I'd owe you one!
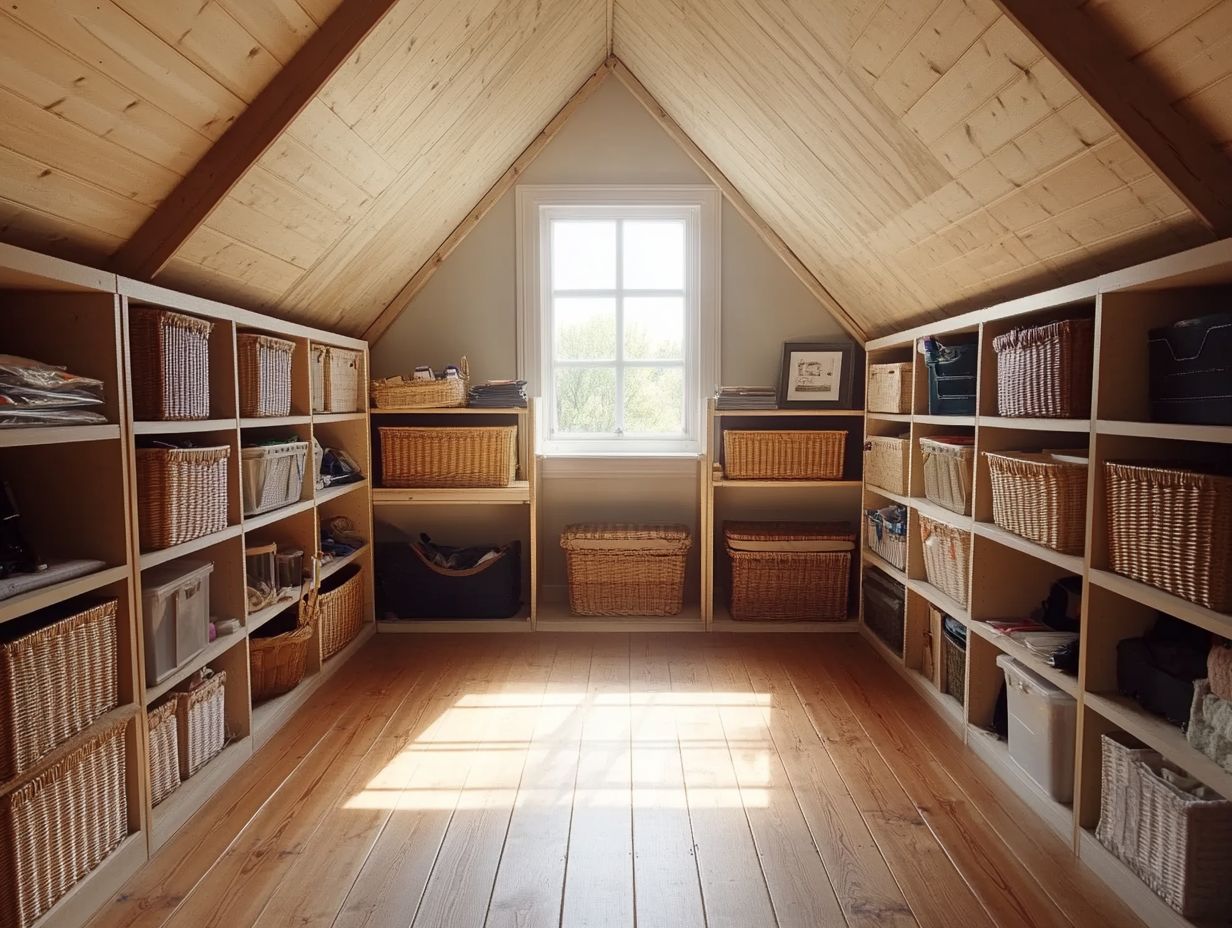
[786,350,843,401]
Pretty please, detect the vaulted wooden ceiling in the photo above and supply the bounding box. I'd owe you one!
[1,0,1230,338]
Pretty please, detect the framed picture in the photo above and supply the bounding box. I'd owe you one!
[777,341,856,409]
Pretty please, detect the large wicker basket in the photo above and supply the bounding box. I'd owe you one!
[986,451,1088,554]
[867,362,912,414]
[237,333,295,418]
[136,445,229,550]
[176,671,226,779]
[920,437,974,516]
[942,625,966,704]
[993,318,1094,418]
[146,700,180,807]
[919,514,971,607]
[726,521,854,621]
[319,567,364,661]
[371,359,468,409]
[250,578,316,702]
[1105,462,1232,611]
[863,435,909,495]
[1,599,117,780]
[865,507,907,571]
[0,716,128,928]
[1096,732,1232,919]
[379,426,517,488]
[562,524,691,616]
[129,307,213,421]
[724,430,846,480]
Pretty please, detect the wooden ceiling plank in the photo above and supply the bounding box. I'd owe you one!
[993,0,1232,234]
[112,0,403,281]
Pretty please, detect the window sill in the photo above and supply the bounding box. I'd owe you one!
[538,452,702,479]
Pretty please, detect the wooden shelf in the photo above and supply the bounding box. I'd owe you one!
[378,611,532,633]
[861,623,905,664]
[373,482,531,505]
[316,479,367,505]
[1089,569,1232,638]
[909,496,973,531]
[913,414,975,426]
[966,726,1074,839]
[132,419,236,435]
[907,578,970,623]
[240,415,312,429]
[1096,419,1232,444]
[866,412,912,423]
[977,416,1091,433]
[711,407,864,417]
[144,627,247,704]
[140,525,242,570]
[245,596,299,634]
[0,565,128,625]
[862,547,906,584]
[965,620,1080,698]
[712,478,862,489]
[149,737,253,851]
[0,424,121,448]
[321,544,369,582]
[864,484,910,506]
[370,406,527,415]
[312,411,366,423]
[243,498,315,532]
[973,521,1084,574]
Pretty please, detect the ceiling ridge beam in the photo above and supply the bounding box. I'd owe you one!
[111,0,403,281]
[992,0,1232,236]
[363,59,612,344]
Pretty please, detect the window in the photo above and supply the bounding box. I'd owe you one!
[518,186,719,455]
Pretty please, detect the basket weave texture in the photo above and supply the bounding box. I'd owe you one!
[1096,732,1232,918]
[726,522,853,621]
[562,524,691,616]
[237,334,295,418]
[250,573,317,702]
[867,362,912,414]
[942,631,966,704]
[0,716,128,928]
[986,452,1087,554]
[136,445,229,550]
[129,307,213,421]
[863,435,909,495]
[319,570,364,661]
[993,318,1094,417]
[177,671,226,779]
[920,437,974,516]
[724,430,846,480]
[1210,644,1232,702]
[1105,462,1232,611]
[241,442,308,516]
[146,701,180,807]
[865,510,906,570]
[0,599,117,780]
[324,348,362,413]
[919,514,971,607]
[371,358,468,409]
[380,426,516,488]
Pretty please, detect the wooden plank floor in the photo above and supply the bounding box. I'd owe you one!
[88,634,1145,928]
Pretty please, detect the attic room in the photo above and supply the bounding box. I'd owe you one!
[1,1,1231,927]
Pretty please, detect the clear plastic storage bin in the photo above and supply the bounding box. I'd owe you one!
[997,654,1076,802]
[142,560,213,686]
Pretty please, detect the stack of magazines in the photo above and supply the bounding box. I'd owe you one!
[469,379,527,408]
[714,386,777,410]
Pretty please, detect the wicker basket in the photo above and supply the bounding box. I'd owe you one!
[129,307,213,421]
[865,507,907,570]
[250,579,316,702]
[562,524,691,616]
[726,522,854,621]
[919,514,971,607]
[985,452,1088,554]
[319,567,364,661]
[724,430,846,480]
[993,318,1094,418]
[380,426,517,488]
[136,445,229,550]
[324,348,362,413]
[920,437,974,516]
[868,362,912,414]
[237,333,295,418]
[0,716,128,928]
[1,599,117,780]
[241,441,308,516]
[1105,462,1232,611]
[863,435,909,495]
[146,700,180,807]
[942,626,966,704]
[176,671,225,779]
[371,358,468,409]
[1096,732,1232,919]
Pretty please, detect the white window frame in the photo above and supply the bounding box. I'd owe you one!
[516,185,720,457]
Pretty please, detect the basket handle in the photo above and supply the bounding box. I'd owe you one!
[297,555,321,629]
[459,356,470,383]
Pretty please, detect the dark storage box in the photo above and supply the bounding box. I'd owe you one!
[942,616,967,705]
[863,568,904,656]
[376,541,521,619]
[922,336,977,416]
[1149,312,1232,425]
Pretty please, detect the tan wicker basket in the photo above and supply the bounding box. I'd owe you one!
[867,362,912,414]
[863,435,909,495]
[129,307,213,421]
[723,429,846,480]
[1,599,117,780]
[176,671,225,779]
[146,700,180,807]
[1105,462,1232,611]
[324,348,362,413]
[986,451,1087,554]
[0,716,128,928]
[725,522,853,620]
[319,568,364,661]
[993,318,1094,418]
[136,445,230,550]
[919,514,971,607]
[379,425,517,488]
[920,437,974,516]
[250,579,316,702]
[237,333,295,418]
[371,358,468,409]
[942,627,966,705]
[561,524,691,616]
[1096,732,1232,919]
[865,508,907,571]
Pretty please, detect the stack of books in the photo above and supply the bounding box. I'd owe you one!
[469,379,527,408]
[714,386,777,410]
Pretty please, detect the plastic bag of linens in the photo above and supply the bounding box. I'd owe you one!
[0,354,107,427]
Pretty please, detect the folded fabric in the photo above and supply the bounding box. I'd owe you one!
[1187,679,1232,773]
[0,558,107,602]
[1210,642,1232,702]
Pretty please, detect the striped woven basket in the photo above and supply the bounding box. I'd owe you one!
[993,318,1094,418]
[919,514,971,607]
[562,524,691,616]
[146,700,180,806]
[136,445,230,550]
[986,451,1087,554]
[723,430,846,480]
[176,671,226,779]
[867,362,912,414]
[129,307,213,421]
[863,435,909,495]
[319,568,364,661]
[237,333,295,418]
[379,425,516,488]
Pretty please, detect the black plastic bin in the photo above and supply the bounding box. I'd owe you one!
[922,335,977,415]
[1149,312,1232,425]
[376,540,522,619]
[863,568,905,656]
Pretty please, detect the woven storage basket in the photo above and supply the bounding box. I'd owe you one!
[136,445,229,550]
[562,524,691,616]
[723,430,846,480]
[319,567,364,661]
[993,318,1094,418]
[986,452,1088,554]
[129,307,213,421]
[920,437,974,516]
[1096,732,1232,919]
[0,716,128,928]
[726,522,854,621]
[176,671,225,779]
[146,700,180,807]
[240,441,308,516]
[942,628,966,704]
[250,576,316,702]
[919,514,971,607]
[371,358,468,409]
[1105,462,1232,611]
[0,599,117,780]
[867,362,912,414]
[863,435,909,495]
[865,507,907,571]
[310,345,326,413]
[237,333,295,418]
[323,347,362,413]
[380,425,517,488]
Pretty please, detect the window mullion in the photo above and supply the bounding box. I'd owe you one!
[615,217,624,437]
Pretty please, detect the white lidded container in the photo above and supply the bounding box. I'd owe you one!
[996,653,1076,802]
[142,559,214,686]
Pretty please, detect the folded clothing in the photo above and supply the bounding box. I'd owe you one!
[1188,680,1232,773]
[468,379,527,407]
[1211,641,1232,701]
[0,558,107,602]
